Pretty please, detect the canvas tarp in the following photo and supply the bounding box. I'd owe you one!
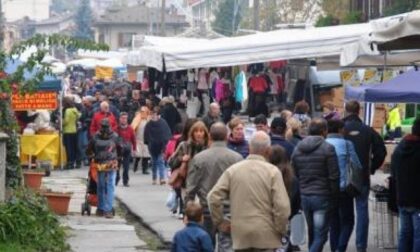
[124,23,371,72]
[345,70,420,103]
[341,10,420,67]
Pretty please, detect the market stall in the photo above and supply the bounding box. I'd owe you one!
[5,59,65,168]
[124,23,370,72]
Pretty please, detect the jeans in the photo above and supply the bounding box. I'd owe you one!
[97,170,116,213]
[76,130,88,165]
[301,195,330,252]
[330,192,355,252]
[116,152,131,185]
[398,207,420,252]
[355,185,369,251]
[174,188,184,214]
[203,214,233,252]
[151,154,166,180]
[63,133,77,167]
[218,232,233,252]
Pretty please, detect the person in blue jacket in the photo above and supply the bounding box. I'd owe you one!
[326,119,362,252]
[171,202,213,252]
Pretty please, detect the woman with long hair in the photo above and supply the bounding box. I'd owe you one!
[168,120,209,219]
[269,145,300,218]
[131,106,151,174]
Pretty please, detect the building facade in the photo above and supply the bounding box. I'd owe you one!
[3,0,50,22]
[94,5,189,50]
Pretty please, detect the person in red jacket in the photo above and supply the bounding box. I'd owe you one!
[90,101,118,136]
[116,112,136,186]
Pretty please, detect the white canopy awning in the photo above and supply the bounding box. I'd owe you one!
[341,10,420,67]
[124,23,370,72]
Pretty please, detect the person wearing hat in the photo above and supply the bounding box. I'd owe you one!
[87,118,121,218]
[270,117,295,160]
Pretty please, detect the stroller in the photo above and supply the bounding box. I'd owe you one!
[81,163,115,216]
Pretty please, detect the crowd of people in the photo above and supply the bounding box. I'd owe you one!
[170,100,420,252]
[16,71,420,251]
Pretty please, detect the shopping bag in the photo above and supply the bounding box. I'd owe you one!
[165,190,177,211]
[290,211,306,246]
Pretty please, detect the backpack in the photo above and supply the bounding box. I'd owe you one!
[164,134,181,161]
[344,141,364,197]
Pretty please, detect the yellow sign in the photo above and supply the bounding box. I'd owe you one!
[11,92,58,111]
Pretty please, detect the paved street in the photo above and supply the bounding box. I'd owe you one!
[41,166,398,252]
[42,168,156,252]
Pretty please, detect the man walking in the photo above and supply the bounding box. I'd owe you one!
[202,103,222,130]
[186,122,243,251]
[87,119,121,219]
[391,117,420,252]
[208,131,290,252]
[291,118,339,252]
[144,106,172,185]
[90,101,118,136]
[343,101,386,252]
[116,112,136,187]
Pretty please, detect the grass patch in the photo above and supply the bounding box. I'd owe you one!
[0,241,35,252]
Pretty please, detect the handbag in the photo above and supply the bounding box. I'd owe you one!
[344,141,364,197]
[168,161,187,188]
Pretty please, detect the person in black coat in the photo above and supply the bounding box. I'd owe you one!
[144,106,172,185]
[343,100,386,252]
[270,117,295,160]
[160,96,181,134]
[390,117,420,252]
[291,118,339,252]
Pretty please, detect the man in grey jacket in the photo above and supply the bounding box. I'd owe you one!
[291,118,339,252]
[186,122,243,251]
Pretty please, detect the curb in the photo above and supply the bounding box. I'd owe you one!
[116,196,172,248]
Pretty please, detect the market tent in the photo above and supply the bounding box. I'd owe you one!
[345,70,420,103]
[67,58,99,69]
[4,59,61,91]
[95,58,127,79]
[124,23,371,72]
[341,10,420,67]
[77,50,127,60]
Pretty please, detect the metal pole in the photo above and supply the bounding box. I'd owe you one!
[59,86,64,170]
[161,0,166,36]
[253,0,259,31]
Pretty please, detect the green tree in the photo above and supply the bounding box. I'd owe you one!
[0,34,107,188]
[212,0,242,36]
[74,0,94,40]
[384,0,420,16]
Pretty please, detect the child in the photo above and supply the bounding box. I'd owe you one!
[171,202,213,252]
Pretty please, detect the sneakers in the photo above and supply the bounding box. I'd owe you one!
[96,209,104,217]
[104,212,114,219]
[177,213,184,220]
[160,180,166,185]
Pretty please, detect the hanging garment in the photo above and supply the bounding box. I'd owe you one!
[249,76,268,94]
[235,71,246,103]
[197,68,209,90]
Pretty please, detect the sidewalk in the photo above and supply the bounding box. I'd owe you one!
[42,168,148,252]
[115,171,184,244]
[115,167,398,252]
